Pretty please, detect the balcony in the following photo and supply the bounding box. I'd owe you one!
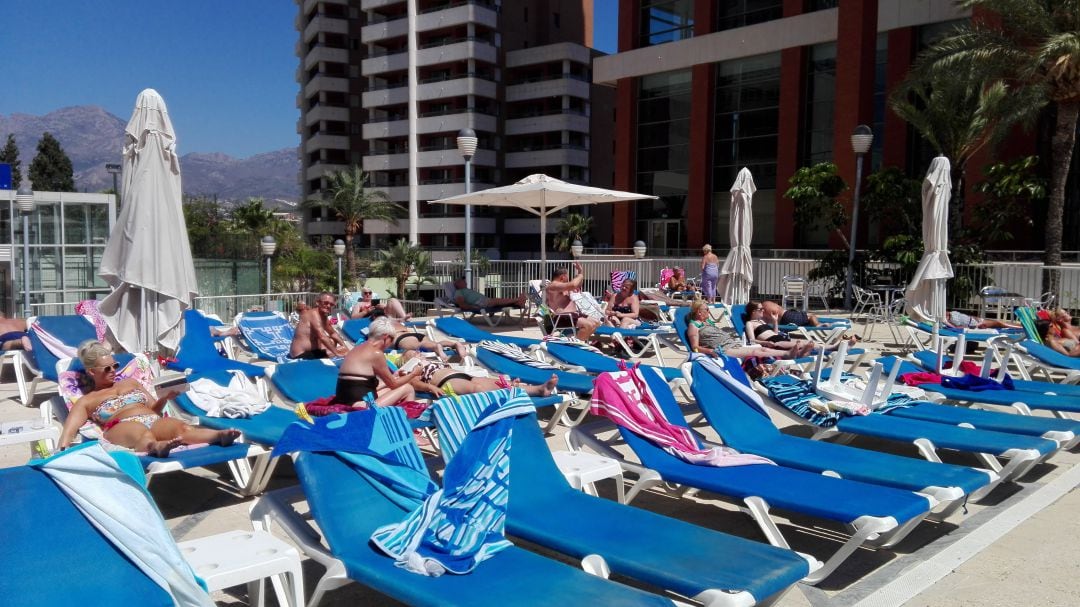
[416,111,496,135]
[363,118,410,139]
[302,15,348,43]
[303,0,347,17]
[305,133,350,152]
[416,39,497,67]
[364,217,498,236]
[505,77,590,103]
[362,51,409,75]
[505,42,593,68]
[505,147,589,168]
[416,148,496,168]
[303,45,349,71]
[504,112,590,136]
[304,104,350,126]
[416,3,498,32]
[363,85,409,108]
[361,16,409,43]
[363,152,411,172]
[361,0,404,10]
[418,76,497,102]
[305,162,349,181]
[304,74,349,98]
[373,181,495,203]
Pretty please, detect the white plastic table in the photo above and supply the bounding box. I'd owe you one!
[552,450,625,504]
[179,529,305,607]
[0,419,59,460]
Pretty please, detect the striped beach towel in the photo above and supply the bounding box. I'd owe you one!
[610,270,637,293]
[372,389,534,576]
[478,340,556,369]
[590,366,773,467]
[761,376,913,428]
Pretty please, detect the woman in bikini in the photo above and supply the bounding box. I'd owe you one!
[743,301,854,356]
[603,279,642,329]
[388,318,468,362]
[685,300,797,359]
[335,317,420,406]
[58,341,240,457]
[398,351,559,398]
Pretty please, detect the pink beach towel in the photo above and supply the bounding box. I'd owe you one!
[590,366,773,467]
[75,300,110,342]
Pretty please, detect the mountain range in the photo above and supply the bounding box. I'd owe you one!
[0,106,300,202]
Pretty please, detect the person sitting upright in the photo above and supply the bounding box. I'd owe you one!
[290,292,349,359]
[685,300,795,359]
[451,276,527,311]
[58,341,240,456]
[334,317,418,406]
[349,288,411,320]
[544,261,601,341]
[603,279,642,329]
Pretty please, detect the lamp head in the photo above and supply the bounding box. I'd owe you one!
[570,239,584,257]
[260,235,277,256]
[456,128,478,160]
[15,184,34,214]
[851,124,873,155]
[105,163,121,175]
[633,240,647,259]
[333,239,346,257]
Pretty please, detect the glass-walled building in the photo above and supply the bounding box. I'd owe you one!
[597,0,980,252]
[0,190,115,316]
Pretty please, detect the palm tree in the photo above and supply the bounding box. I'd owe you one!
[914,0,1080,295]
[306,166,405,276]
[890,62,1037,233]
[553,212,594,252]
[376,238,433,299]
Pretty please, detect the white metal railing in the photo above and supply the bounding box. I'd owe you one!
[193,292,317,321]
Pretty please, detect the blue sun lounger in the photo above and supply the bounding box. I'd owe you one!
[574,364,934,585]
[251,450,675,607]
[758,373,1058,483]
[236,311,295,362]
[169,310,266,377]
[14,314,99,405]
[430,316,541,349]
[876,356,1080,448]
[429,394,815,605]
[2,461,197,606]
[476,347,594,394]
[686,358,997,514]
[543,341,682,382]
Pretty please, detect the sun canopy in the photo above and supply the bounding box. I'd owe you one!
[99,89,199,353]
[719,168,755,305]
[905,156,954,322]
[432,174,656,266]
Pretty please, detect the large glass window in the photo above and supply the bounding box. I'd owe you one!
[640,0,694,47]
[716,1,782,32]
[636,70,692,250]
[803,43,836,167]
[713,53,780,247]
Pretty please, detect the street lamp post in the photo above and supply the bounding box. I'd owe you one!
[16,184,34,317]
[845,124,874,310]
[105,163,121,211]
[333,239,346,299]
[261,235,277,310]
[456,128,477,288]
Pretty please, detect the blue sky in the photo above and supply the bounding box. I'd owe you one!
[0,1,617,158]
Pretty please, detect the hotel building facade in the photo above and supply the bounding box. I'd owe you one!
[596,0,1070,253]
[294,0,614,257]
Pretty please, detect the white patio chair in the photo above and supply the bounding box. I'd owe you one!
[781,275,808,312]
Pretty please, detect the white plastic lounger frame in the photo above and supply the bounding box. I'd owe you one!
[565,423,930,586]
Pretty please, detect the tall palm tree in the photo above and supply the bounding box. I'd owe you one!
[915,0,1080,295]
[890,62,1037,233]
[306,166,405,276]
[376,238,433,299]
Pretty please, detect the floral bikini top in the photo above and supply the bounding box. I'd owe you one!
[90,390,150,424]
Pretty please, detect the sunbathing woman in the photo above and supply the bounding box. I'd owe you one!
[397,350,559,398]
[58,341,240,456]
[686,300,800,359]
[387,317,468,362]
[743,302,853,357]
[603,279,642,329]
[1036,318,1080,357]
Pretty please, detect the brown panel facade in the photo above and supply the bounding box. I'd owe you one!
[832,0,879,248]
[883,27,914,171]
[775,46,806,248]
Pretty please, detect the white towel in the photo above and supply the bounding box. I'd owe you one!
[186,372,270,418]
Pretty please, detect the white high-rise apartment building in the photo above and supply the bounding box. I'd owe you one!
[295,0,613,257]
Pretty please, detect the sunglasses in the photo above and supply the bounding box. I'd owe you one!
[95,362,120,372]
